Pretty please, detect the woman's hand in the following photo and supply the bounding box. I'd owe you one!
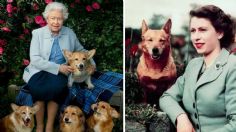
[59,64,74,75]
[177,113,195,132]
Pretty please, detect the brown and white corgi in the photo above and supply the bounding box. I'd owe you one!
[86,101,120,132]
[0,103,39,132]
[60,105,85,132]
[64,49,96,89]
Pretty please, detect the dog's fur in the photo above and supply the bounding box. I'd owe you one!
[137,19,177,104]
[64,49,96,89]
[60,105,85,132]
[86,101,120,132]
[0,103,39,132]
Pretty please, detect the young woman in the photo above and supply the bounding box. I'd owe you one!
[159,5,236,132]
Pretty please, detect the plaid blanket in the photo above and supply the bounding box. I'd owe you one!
[61,71,123,114]
[15,84,33,106]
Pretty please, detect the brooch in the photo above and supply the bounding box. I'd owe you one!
[215,61,222,70]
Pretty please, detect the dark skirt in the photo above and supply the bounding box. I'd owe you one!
[27,71,68,104]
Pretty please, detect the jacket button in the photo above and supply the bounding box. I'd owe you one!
[195,113,198,119]
[193,103,195,108]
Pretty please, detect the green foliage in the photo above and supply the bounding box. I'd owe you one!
[0,0,123,85]
[125,73,144,104]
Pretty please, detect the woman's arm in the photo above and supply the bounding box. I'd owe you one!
[213,56,236,132]
[159,74,187,123]
[159,61,194,132]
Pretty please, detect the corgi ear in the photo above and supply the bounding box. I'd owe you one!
[63,50,73,59]
[110,108,120,118]
[142,20,148,35]
[77,110,85,123]
[11,103,19,112]
[87,49,96,60]
[162,19,172,34]
[32,104,40,114]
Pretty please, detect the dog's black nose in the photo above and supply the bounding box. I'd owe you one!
[79,64,84,69]
[152,48,159,54]
[65,118,69,122]
[26,118,30,122]
[94,107,97,111]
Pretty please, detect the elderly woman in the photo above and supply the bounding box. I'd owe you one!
[22,2,94,132]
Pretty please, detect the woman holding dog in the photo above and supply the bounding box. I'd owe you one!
[22,2,94,132]
[160,5,236,132]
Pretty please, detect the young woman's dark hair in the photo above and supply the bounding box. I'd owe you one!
[190,5,234,48]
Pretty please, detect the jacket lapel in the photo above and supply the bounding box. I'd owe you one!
[58,26,69,50]
[190,57,203,98]
[195,48,229,90]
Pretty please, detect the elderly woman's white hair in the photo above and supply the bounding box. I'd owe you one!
[42,2,69,20]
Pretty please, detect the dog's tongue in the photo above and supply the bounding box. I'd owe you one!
[151,55,160,60]
[24,120,30,127]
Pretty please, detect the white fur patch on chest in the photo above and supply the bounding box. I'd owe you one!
[94,123,101,132]
[73,74,89,82]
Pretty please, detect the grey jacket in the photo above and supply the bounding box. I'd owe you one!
[160,48,236,132]
[23,25,86,82]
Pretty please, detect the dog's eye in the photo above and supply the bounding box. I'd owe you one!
[141,36,145,40]
[147,39,153,42]
[159,39,165,42]
[102,105,106,109]
[83,58,86,60]
[65,111,68,114]
[75,58,78,61]
[30,112,32,115]
[22,112,26,114]
[72,112,76,115]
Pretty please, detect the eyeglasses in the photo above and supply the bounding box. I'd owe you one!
[49,17,63,22]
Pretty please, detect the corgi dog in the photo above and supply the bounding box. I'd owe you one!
[137,19,177,104]
[86,101,120,132]
[60,105,85,132]
[64,49,96,89]
[0,103,39,132]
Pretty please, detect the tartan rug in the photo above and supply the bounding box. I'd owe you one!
[60,71,123,114]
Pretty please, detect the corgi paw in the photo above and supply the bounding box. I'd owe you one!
[87,84,94,89]
[67,83,73,88]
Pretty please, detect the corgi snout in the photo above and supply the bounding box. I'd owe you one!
[76,63,84,70]
[25,117,30,122]
[93,106,97,111]
[152,47,161,59]
[152,47,160,55]
[63,117,71,124]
